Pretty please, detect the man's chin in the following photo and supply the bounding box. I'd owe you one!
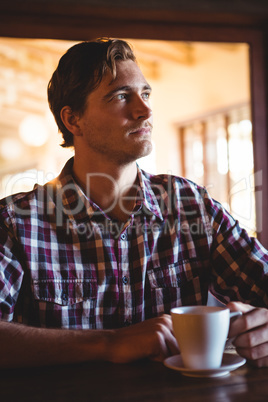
[135,137,153,155]
[116,141,153,165]
[139,141,153,159]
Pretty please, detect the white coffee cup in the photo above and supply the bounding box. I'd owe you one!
[171,306,241,370]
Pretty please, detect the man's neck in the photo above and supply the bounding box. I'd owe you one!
[72,154,138,222]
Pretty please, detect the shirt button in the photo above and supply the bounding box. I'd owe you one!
[62,292,68,303]
[120,233,127,240]
[122,276,129,285]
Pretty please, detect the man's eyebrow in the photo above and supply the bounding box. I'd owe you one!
[102,84,152,101]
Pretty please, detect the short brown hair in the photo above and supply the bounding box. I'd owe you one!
[47,38,136,148]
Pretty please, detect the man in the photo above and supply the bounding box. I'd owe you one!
[0,38,267,368]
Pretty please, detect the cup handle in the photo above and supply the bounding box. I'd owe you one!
[229,311,242,321]
[225,311,243,350]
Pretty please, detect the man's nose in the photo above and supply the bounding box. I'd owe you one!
[132,96,152,120]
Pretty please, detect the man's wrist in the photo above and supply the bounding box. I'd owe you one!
[82,328,116,362]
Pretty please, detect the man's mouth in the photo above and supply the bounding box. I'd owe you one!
[129,123,153,136]
[130,127,151,135]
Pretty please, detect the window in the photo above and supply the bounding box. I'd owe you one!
[178,103,256,235]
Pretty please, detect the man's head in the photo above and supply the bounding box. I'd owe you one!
[48,38,136,148]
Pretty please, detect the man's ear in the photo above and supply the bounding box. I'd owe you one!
[60,106,82,137]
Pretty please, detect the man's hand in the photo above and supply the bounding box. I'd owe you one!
[227,301,268,367]
[105,314,179,363]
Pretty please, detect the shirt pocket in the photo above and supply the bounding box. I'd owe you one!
[32,278,98,329]
[32,278,97,306]
[146,260,207,315]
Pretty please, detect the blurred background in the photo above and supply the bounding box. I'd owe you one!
[0,37,255,234]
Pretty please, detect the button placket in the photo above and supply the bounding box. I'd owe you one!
[118,229,132,325]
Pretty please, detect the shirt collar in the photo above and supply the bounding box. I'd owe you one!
[49,157,164,224]
[136,165,164,221]
[49,158,97,224]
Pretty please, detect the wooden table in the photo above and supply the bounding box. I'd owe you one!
[0,356,267,402]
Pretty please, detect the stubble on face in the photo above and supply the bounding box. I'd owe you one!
[83,121,153,165]
[77,60,154,166]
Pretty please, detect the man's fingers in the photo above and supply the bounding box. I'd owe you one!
[228,306,268,338]
[233,322,268,348]
[150,316,179,361]
[160,315,180,355]
[165,328,180,356]
[236,342,268,367]
[227,301,254,313]
[227,303,268,367]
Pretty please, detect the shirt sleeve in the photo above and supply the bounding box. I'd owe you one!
[0,207,24,321]
[203,190,268,307]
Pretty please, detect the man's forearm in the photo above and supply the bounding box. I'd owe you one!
[0,315,179,368]
[0,320,111,368]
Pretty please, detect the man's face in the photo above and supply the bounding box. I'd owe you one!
[76,59,153,165]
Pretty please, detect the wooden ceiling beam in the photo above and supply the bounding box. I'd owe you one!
[0,2,268,42]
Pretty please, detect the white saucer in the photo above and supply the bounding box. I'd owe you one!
[164,353,246,378]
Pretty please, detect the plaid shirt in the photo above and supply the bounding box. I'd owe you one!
[0,158,267,329]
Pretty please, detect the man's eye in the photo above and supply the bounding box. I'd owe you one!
[115,93,126,100]
[142,92,151,100]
